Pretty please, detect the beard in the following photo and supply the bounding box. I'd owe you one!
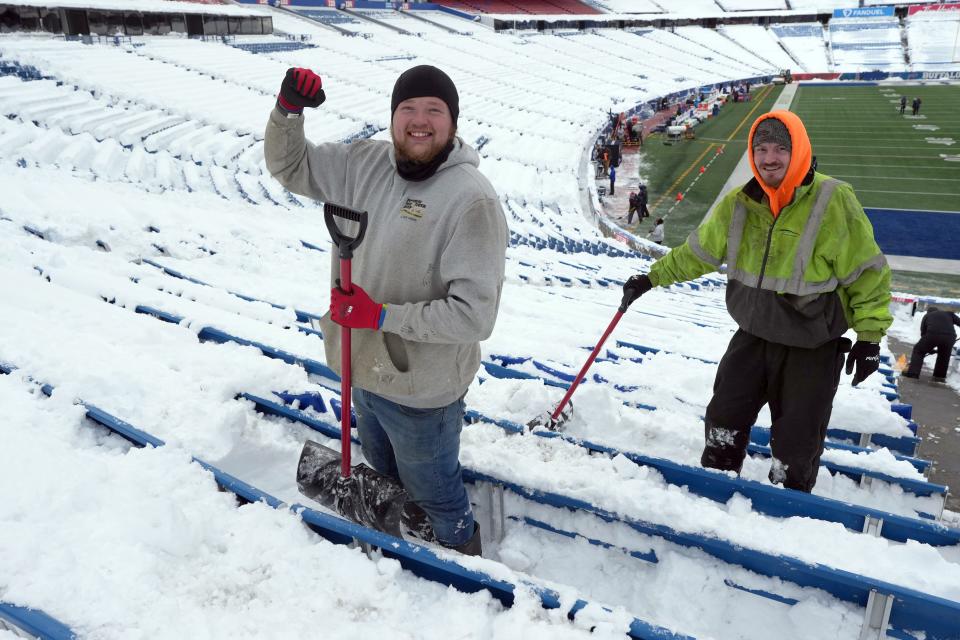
[393,128,457,165]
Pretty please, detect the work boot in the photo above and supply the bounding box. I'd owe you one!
[443,522,482,557]
[932,376,947,383]
[400,500,436,543]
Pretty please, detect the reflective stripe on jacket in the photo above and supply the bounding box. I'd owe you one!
[649,172,892,348]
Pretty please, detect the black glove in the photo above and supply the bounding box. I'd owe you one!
[277,67,326,114]
[845,341,880,386]
[620,274,652,311]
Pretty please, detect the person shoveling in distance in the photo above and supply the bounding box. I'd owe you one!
[619,111,892,494]
[266,65,508,555]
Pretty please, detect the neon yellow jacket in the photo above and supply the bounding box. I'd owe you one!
[649,172,892,348]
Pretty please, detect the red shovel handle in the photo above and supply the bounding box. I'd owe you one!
[324,203,369,479]
[550,310,625,422]
[339,258,352,477]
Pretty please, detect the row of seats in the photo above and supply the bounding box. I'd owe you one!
[832,42,902,50]
[830,20,900,32]
[230,41,314,54]
[0,59,44,80]
[771,24,822,38]
[296,10,359,25]
[433,0,601,15]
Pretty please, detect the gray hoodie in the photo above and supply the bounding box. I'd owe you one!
[265,108,508,408]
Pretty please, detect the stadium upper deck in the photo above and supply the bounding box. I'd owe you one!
[3,0,958,75]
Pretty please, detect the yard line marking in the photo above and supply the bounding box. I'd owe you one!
[818,162,959,169]
[853,188,960,196]
[815,153,946,159]
[650,143,717,212]
[804,125,959,128]
[806,134,951,138]
[853,206,960,214]
[807,144,955,149]
[829,174,960,182]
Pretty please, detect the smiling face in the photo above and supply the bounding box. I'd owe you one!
[752,141,792,189]
[391,96,455,164]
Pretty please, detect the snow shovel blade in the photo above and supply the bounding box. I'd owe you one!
[525,402,573,432]
[296,440,407,538]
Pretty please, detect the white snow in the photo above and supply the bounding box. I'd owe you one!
[0,23,958,640]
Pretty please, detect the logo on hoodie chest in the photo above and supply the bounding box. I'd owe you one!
[400,198,426,222]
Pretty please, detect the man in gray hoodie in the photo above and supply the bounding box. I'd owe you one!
[265,65,508,555]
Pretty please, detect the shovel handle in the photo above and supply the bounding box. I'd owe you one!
[551,310,625,422]
[324,203,369,478]
[324,203,368,261]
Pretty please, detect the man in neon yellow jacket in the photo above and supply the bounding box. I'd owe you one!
[621,110,892,492]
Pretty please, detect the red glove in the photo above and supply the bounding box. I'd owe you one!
[277,67,325,114]
[330,283,385,330]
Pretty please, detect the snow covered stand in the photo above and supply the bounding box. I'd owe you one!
[4,361,960,640]
[0,364,689,640]
[85,252,931,496]
[119,297,947,513]
[486,346,921,458]
[129,253,926,462]
[244,385,960,640]
[11,236,960,639]
[24,238,951,529]
[25,235,948,529]
[474,360,946,514]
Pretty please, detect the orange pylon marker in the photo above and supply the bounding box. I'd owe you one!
[894,354,907,372]
[676,192,684,201]
[699,166,706,173]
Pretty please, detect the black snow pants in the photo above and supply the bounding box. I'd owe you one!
[907,334,956,379]
[701,330,850,493]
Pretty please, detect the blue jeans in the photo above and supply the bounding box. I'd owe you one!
[353,388,473,546]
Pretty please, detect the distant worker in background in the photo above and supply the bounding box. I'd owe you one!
[609,163,616,196]
[632,117,644,146]
[626,192,639,224]
[912,97,922,116]
[903,306,959,383]
[647,217,665,245]
[636,183,650,219]
[899,95,907,115]
[618,110,892,493]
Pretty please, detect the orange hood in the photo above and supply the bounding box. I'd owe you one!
[747,110,812,217]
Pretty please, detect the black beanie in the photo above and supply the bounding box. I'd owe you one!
[391,65,459,126]
[752,117,792,151]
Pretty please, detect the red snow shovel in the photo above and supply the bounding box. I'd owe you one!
[296,203,407,537]
[527,297,630,432]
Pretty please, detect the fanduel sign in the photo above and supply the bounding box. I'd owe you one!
[833,6,895,18]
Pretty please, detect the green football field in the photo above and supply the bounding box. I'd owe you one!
[637,83,960,297]
[640,83,783,247]
[792,84,960,212]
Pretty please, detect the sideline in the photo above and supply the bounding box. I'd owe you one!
[649,142,716,213]
[887,335,960,514]
[649,85,776,213]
